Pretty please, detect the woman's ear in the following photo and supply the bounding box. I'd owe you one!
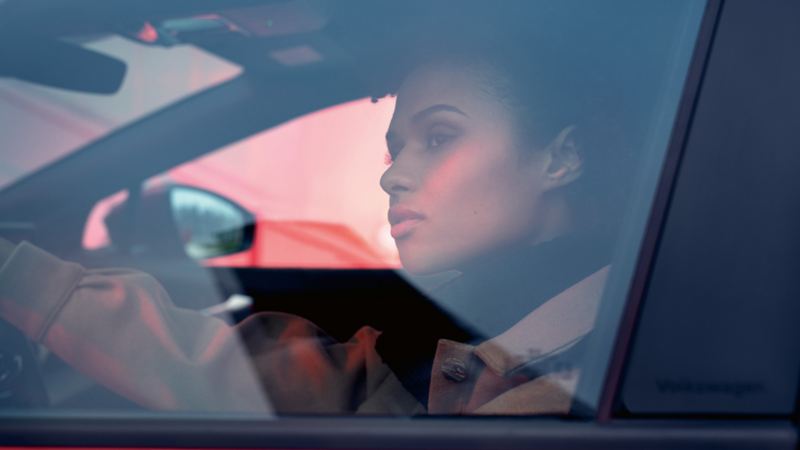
[541,125,583,190]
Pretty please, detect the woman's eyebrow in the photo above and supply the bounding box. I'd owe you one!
[410,104,469,124]
[385,104,467,146]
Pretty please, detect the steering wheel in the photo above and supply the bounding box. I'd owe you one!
[0,319,48,407]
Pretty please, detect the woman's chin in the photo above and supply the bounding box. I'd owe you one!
[397,249,456,276]
[400,263,439,276]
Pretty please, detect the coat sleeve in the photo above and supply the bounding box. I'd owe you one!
[0,240,423,415]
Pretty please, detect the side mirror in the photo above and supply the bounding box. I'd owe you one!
[169,186,255,260]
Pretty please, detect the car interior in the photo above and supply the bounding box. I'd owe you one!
[0,0,495,411]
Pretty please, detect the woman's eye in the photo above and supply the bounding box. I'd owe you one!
[427,133,453,149]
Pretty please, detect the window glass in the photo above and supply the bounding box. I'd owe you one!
[0,0,706,419]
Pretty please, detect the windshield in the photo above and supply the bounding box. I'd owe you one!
[0,35,241,190]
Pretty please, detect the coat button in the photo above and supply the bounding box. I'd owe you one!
[441,357,468,382]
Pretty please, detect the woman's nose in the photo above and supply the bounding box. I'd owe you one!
[380,159,415,196]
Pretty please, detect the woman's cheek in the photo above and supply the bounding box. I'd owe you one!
[422,150,469,195]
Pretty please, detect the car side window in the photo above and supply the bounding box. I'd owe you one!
[0,0,708,421]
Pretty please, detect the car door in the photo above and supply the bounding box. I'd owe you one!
[1,0,799,449]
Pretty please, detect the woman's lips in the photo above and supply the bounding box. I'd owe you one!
[390,218,423,239]
[388,206,425,240]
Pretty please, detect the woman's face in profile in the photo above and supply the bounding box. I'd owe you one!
[381,64,555,275]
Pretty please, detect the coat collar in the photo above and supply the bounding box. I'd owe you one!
[434,232,615,339]
[473,265,609,377]
[381,232,614,405]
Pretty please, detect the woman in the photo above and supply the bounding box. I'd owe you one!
[0,39,630,415]
[372,46,621,413]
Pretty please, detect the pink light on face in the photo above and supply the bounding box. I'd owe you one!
[136,22,159,43]
[424,146,472,195]
[390,149,476,265]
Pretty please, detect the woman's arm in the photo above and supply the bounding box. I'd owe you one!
[0,240,271,412]
[0,239,422,414]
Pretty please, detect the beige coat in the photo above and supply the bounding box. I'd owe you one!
[0,240,607,415]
